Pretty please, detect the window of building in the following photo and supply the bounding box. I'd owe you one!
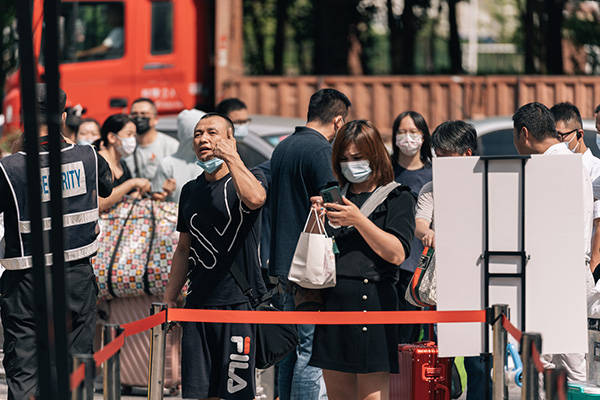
[151,2,173,55]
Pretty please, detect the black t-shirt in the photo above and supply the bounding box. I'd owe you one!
[112,159,132,188]
[330,185,416,283]
[177,169,268,307]
[269,126,336,278]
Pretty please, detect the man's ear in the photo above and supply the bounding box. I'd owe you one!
[61,112,67,123]
[465,148,473,156]
[520,126,529,141]
[226,126,234,139]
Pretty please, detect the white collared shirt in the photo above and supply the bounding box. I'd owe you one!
[544,144,600,316]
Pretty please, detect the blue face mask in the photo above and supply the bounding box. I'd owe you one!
[596,135,600,152]
[340,160,372,183]
[196,157,224,174]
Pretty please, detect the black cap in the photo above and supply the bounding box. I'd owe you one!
[36,83,67,123]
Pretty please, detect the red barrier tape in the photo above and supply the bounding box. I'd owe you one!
[70,363,85,392]
[168,308,487,324]
[70,310,167,391]
[93,332,126,367]
[501,315,522,342]
[71,308,484,391]
[122,310,166,336]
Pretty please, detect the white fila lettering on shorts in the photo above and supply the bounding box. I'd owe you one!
[227,335,250,394]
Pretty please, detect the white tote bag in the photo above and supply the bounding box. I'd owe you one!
[288,208,336,289]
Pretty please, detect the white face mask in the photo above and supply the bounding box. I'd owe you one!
[77,138,94,146]
[117,136,137,157]
[566,132,580,153]
[396,133,423,156]
[341,160,372,183]
[234,123,249,139]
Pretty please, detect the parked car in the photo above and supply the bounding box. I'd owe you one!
[472,116,600,157]
[156,113,302,167]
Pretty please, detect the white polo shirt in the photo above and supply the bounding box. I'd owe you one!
[545,143,600,317]
[582,148,600,219]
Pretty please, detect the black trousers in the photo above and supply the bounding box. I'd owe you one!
[0,260,97,400]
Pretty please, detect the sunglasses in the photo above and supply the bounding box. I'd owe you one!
[557,128,579,140]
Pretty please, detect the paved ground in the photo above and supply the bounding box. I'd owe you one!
[0,351,522,399]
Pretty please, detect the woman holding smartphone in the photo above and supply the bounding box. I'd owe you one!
[309,120,416,400]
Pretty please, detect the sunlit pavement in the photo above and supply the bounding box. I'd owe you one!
[0,349,522,400]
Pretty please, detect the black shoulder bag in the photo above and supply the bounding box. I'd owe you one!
[230,262,298,369]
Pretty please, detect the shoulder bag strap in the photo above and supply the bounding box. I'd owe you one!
[229,261,259,306]
[358,181,401,218]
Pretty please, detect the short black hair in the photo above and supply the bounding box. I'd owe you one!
[431,120,478,155]
[130,97,157,114]
[307,88,351,124]
[550,102,582,128]
[36,83,67,123]
[512,102,557,140]
[215,98,247,117]
[199,112,234,133]
[595,104,600,114]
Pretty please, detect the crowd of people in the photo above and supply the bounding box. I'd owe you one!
[1,83,600,400]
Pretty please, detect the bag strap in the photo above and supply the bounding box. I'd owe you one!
[142,198,157,295]
[229,260,260,306]
[107,197,137,298]
[230,261,276,308]
[341,181,401,218]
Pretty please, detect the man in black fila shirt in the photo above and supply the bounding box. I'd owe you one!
[164,112,267,399]
[0,84,113,399]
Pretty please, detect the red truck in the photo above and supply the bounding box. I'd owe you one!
[2,0,242,132]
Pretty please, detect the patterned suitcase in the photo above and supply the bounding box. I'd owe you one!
[390,341,452,400]
[107,294,181,393]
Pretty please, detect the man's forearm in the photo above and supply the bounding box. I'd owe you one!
[165,234,191,303]
[225,156,266,210]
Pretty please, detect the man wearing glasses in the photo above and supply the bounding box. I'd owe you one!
[550,102,600,275]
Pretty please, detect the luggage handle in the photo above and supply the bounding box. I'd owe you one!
[422,363,447,382]
[433,381,450,400]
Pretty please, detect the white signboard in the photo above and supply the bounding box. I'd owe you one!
[434,155,588,357]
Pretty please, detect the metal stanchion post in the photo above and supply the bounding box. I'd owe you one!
[148,303,167,400]
[103,324,122,400]
[520,333,542,400]
[72,354,95,400]
[544,367,567,400]
[492,304,509,400]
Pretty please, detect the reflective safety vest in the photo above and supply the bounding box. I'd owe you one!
[0,144,99,270]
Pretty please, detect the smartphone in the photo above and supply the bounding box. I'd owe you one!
[320,185,343,207]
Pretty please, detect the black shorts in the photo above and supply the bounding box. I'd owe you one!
[181,302,256,400]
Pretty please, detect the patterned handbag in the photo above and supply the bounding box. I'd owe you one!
[92,196,179,300]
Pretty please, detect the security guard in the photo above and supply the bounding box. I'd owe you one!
[0,84,113,399]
